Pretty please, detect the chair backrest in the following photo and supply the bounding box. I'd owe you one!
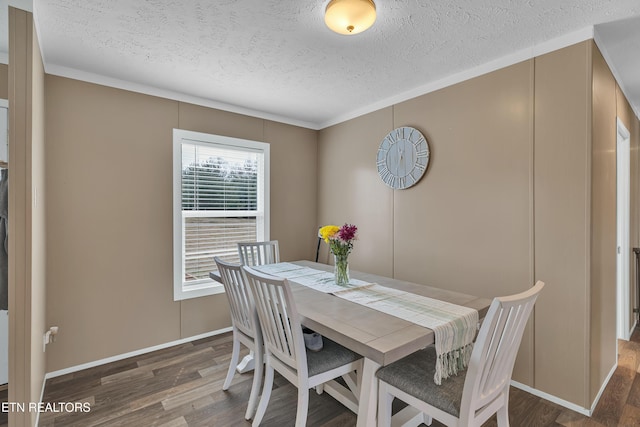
[459,281,545,423]
[238,241,280,266]
[242,266,308,378]
[214,257,260,339]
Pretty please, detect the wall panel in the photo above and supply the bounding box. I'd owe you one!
[317,108,394,277]
[264,120,318,263]
[29,22,46,427]
[45,77,182,370]
[534,42,590,407]
[0,63,8,99]
[393,61,534,383]
[8,7,47,426]
[45,78,318,370]
[590,41,618,405]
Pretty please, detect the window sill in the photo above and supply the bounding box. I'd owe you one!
[174,280,225,301]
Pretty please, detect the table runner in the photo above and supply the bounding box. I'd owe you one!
[253,262,478,384]
[333,284,478,384]
[252,262,370,293]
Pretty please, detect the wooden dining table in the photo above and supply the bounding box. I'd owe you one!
[274,260,491,427]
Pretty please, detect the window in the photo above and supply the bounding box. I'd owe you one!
[173,129,270,300]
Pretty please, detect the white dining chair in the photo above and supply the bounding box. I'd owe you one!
[214,257,263,421]
[376,281,545,427]
[238,240,280,266]
[242,266,363,427]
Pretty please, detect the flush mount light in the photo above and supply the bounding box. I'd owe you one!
[324,0,376,35]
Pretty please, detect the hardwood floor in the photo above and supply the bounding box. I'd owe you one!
[3,329,636,426]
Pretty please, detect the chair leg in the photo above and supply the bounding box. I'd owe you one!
[245,344,264,420]
[377,383,393,427]
[295,387,309,427]
[223,334,240,391]
[497,403,510,427]
[252,364,274,427]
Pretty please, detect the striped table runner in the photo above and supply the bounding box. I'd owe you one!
[253,262,478,384]
[333,284,478,384]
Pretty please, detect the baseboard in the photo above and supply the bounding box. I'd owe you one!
[510,380,590,416]
[45,326,233,380]
[590,362,618,415]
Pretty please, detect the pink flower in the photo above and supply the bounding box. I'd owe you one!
[338,224,357,242]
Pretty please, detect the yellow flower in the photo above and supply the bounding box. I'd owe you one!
[319,225,339,243]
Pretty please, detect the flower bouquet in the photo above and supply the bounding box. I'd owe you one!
[319,223,358,285]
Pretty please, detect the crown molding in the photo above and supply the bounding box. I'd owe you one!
[318,26,595,129]
[44,63,319,130]
[38,24,603,130]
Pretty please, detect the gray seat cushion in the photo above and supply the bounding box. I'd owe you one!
[376,345,467,417]
[306,337,361,377]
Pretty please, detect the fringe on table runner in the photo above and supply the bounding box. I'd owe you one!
[433,309,479,385]
[434,343,474,385]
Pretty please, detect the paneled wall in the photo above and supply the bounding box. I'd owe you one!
[0,64,8,99]
[44,77,318,371]
[394,60,535,385]
[319,59,538,390]
[534,42,591,407]
[8,8,47,427]
[590,43,618,404]
[318,40,639,409]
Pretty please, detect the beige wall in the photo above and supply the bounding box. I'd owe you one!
[318,40,638,409]
[0,63,8,99]
[590,42,618,405]
[534,42,591,406]
[317,107,394,276]
[45,78,317,371]
[30,25,47,427]
[8,7,47,427]
[319,59,537,384]
[395,60,536,384]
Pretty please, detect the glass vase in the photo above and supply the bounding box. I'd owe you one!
[334,253,350,286]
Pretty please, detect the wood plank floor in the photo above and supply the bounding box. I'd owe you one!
[0,329,634,426]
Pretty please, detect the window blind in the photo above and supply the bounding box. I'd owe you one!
[181,141,264,285]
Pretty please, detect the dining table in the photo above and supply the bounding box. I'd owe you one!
[243,260,492,427]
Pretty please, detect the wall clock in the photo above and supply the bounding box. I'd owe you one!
[376,126,430,189]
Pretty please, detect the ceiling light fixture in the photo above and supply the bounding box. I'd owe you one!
[324,0,376,35]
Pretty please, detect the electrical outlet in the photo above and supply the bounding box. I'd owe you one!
[43,326,60,351]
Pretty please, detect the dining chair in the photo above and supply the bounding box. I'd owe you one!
[376,281,545,427]
[214,257,263,421]
[242,266,363,427]
[238,240,280,266]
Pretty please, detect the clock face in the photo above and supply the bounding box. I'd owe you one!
[377,127,430,189]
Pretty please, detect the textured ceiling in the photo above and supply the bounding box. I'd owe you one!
[9,1,640,128]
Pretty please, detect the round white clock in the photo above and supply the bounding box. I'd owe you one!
[377,126,430,189]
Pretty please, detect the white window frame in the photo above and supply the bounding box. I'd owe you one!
[173,129,270,300]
